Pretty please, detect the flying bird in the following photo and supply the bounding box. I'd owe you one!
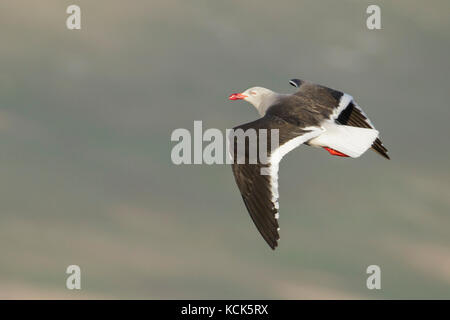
[228,78,389,250]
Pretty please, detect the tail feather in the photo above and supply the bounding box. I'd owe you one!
[371,138,390,159]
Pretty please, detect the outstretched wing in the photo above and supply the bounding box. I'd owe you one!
[289,79,390,159]
[230,114,323,249]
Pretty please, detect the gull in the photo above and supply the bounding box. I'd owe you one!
[228,78,389,249]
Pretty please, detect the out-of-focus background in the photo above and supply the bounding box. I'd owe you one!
[1,0,449,299]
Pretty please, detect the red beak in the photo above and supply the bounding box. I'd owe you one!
[228,93,247,100]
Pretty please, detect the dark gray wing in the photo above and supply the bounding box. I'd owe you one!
[230,114,323,249]
[289,79,390,159]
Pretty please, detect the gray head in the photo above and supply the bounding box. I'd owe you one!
[229,86,280,116]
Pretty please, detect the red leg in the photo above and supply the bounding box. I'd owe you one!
[323,147,349,157]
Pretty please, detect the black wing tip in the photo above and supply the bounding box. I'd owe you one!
[289,79,303,88]
[258,227,279,250]
[266,232,280,250]
[372,147,390,159]
[371,139,390,160]
[268,240,278,250]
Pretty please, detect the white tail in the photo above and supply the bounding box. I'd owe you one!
[308,122,379,158]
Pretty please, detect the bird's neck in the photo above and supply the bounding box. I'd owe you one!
[254,92,285,117]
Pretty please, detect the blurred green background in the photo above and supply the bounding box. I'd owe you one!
[1,0,449,299]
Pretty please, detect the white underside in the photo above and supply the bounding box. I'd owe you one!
[308,121,379,158]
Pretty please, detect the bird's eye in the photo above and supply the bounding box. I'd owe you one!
[250,91,257,96]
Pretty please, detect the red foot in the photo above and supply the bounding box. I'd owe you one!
[323,147,349,157]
